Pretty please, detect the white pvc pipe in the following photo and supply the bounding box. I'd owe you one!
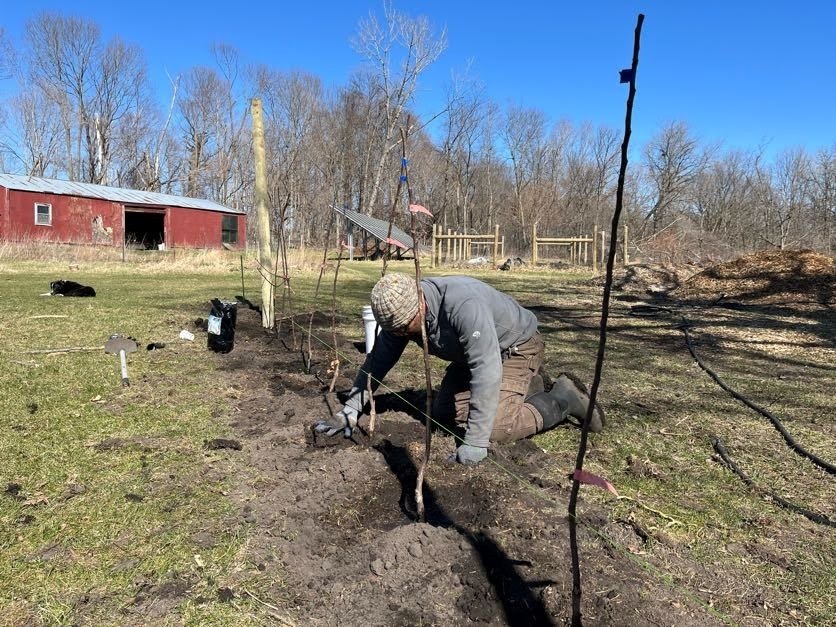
[362,305,378,353]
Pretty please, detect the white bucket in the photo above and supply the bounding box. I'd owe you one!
[362,305,378,353]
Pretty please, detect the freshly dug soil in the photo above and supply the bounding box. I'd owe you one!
[204,307,729,626]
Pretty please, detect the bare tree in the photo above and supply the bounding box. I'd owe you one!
[21,13,149,184]
[4,91,63,176]
[113,73,180,192]
[176,44,249,206]
[178,66,222,197]
[0,26,14,81]
[500,105,550,247]
[808,144,836,252]
[641,121,712,233]
[767,148,811,249]
[351,2,447,215]
[437,66,490,232]
[24,12,99,180]
[690,149,761,256]
[208,43,249,208]
[86,37,147,184]
[251,65,327,242]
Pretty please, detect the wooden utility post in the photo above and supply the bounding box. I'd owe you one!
[251,98,274,329]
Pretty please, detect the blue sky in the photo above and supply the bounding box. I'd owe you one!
[2,1,835,158]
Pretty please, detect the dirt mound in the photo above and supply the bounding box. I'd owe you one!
[677,249,835,305]
[589,263,698,295]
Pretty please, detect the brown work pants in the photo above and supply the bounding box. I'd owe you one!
[432,332,545,443]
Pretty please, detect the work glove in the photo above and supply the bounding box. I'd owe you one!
[314,406,359,438]
[452,443,488,465]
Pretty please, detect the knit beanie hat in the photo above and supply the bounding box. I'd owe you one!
[370,272,420,331]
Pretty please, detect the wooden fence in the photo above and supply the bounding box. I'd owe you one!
[430,224,503,268]
[532,224,630,270]
[428,222,630,270]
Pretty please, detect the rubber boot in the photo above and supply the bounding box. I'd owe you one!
[525,391,568,431]
[549,373,605,433]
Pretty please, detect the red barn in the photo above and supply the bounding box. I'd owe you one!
[0,173,246,250]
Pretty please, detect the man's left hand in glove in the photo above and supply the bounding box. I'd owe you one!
[314,406,359,437]
[451,443,488,465]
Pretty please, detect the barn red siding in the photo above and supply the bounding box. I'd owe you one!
[3,189,122,245]
[168,207,245,249]
[0,185,245,249]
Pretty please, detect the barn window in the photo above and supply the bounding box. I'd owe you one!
[222,215,238,244]
[35,203,52,226]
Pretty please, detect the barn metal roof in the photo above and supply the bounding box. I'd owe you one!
[0,172,244,214]
[335,206,414,250]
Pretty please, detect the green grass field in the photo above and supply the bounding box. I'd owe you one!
[1,253,834,625]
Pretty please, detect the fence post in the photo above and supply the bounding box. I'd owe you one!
[430,223,437,268]
[446,228,451,263]
[532,222,538,266]
[623,224,629,266]
[600,230,606,269]
[493,224,500,267]
[592,224,598,272]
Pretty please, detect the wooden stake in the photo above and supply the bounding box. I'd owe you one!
[26,346,103,354]
[366,371,377,435]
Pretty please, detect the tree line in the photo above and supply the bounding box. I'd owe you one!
[0,8,833,261]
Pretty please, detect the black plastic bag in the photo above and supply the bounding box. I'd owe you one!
[207,299,237,353]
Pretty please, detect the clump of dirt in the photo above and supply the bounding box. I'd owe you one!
[676,249,835,305]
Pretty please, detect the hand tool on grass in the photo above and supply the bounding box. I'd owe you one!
[104,334,138,386]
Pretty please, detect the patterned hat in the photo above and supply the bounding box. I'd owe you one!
[370,272,419,331]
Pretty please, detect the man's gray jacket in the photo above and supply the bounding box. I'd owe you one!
[347,276,538,447]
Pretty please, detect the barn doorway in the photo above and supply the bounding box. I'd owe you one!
[124,209,165,249]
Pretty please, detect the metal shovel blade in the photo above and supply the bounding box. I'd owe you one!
[104,335,138,386]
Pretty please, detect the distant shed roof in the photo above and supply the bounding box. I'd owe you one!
[0,172,244,214]
[335,206,414,250]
